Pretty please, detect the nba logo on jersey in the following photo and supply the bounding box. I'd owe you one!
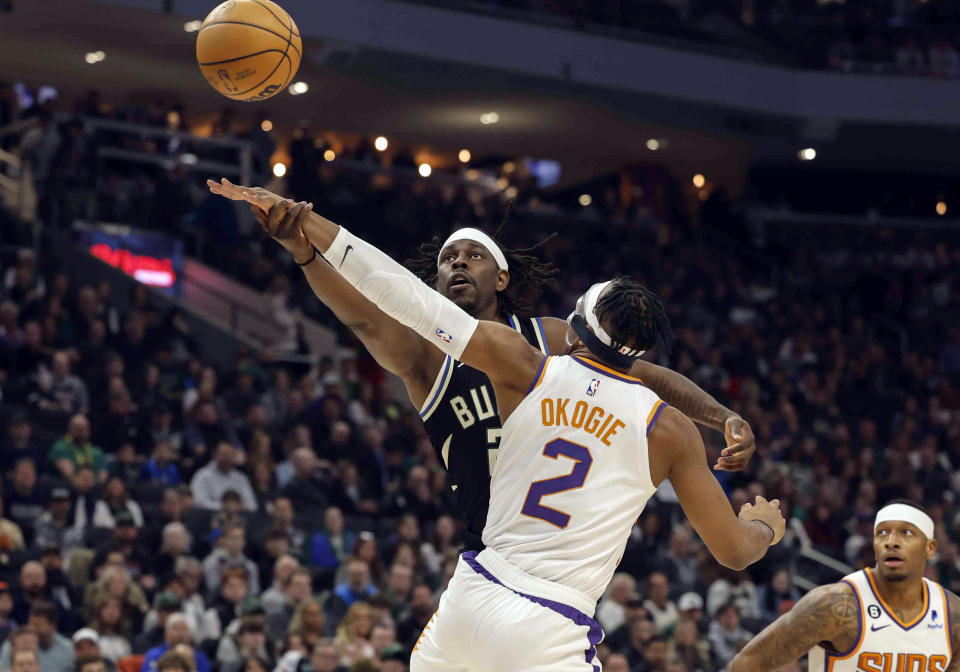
[586,378,600,397]
[435,328,453,343]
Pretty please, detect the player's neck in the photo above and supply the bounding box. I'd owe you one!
[871,567,926,616]
[475,303,506,324]
[567,347,632,374]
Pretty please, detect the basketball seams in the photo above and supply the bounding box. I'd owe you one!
[198,48,286,67]
[249,0,300,38]
[226,51,287,97]
[198,21,300,61]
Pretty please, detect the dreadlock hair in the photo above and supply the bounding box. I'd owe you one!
[594,277,674,360]
[405,214,559,318]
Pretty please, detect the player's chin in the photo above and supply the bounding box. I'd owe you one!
[446,289,477,311]
[877,565,910,582]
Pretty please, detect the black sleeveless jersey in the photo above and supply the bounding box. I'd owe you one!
[420,314,551,551]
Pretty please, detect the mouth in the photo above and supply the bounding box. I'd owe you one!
[882,556,904,568]
[447,274,474,292]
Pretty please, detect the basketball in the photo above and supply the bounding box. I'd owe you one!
[196,0,302,102]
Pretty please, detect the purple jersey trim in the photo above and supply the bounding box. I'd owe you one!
[462,550,602,672]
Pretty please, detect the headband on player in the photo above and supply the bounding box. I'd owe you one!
[437,228,509,271]
[566,281,645,368]
[874,503,935,539]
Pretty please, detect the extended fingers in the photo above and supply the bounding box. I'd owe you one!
[278,202,311,238]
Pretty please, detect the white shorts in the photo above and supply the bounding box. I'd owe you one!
[410,548,603,672]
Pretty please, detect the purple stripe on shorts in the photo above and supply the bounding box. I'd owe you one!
[462,550,602,672]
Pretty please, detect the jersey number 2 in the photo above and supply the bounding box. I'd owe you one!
[520,439,593,528]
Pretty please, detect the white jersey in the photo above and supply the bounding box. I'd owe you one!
[482,355,666,603]
[809,569,952,672]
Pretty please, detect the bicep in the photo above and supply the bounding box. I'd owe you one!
[733,584,859,671]
[460,321,544,393]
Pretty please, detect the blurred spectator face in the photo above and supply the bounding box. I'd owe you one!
[10,418,31,445]
[79,660,107,672]
[434,516,455,543]
[286,571,311,603]
[609,574,636,605]
[644,639,668,670]
[222,527,245,555]
[222,492,243,517]
[273,556,298,585]
[11,650,39,672]
[629,618,653,646]
[410,586,434,613]
[324,507,343,534]
[27,613,54,647]
[388,564,413,596]
[330,422,351,444]
[98,598,122,629]
[165,617,192,647]
[393,543,416,569]
[370,623,395,655]
[68,415,91,443]
[40,549,61,573]
[265,532,289,559]
[398,515,419,542]
[669,528,692,558]
[648,573,669,606]
[273,498,294,526]
[173,645,195,670]
[213,443,235,471]
[309,643,337,672]
[605,654,630,672]
[198,403,218,426]
[23,322,41,348]
[303,602,325,632]
[381,663,404,672]
[772,569,791,594]
[11,629,38,653]
[161,490,184,520]
[13,460,36,491]
[52,352,70,379]
[672,618,698,645]
[222,575,248,605]
[291,448,316,478]
[346,561,370,592]
[0,591,13,617]
[239,628,265,653]
[20,562,46,598]
[74,636,100,659]
[73,467,95,495]
[717,605,740,630]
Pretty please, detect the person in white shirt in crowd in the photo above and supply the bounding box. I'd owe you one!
[596,573,638,634]
[708,602,752,669]
[643,571,680,636]
[202,523,260,596]
[260,556,299,618]
[190,443,257,512]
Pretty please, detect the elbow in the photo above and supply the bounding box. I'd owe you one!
[716,547,757,572]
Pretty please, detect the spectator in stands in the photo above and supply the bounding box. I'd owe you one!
[68,466,97,534]
[264,566,310,642]
[70,630,102,666]
[755,568,800,621]
[596,574,637,634]
[90,511,151,582]
[287,599,326,651]
[183,400,237,458]
[668,617,711,672]
[395,585,434,652]
[280,449,328,521]
[152,524,191,586]
[0,414,43,476]
[267,498,304,559]
[929,38,960,78]
[208,568,249,638]
[92,477,144,529]
[11,649,40,672]
[201,523,259,595]
[307,639,337,672]
[34,352,88,418]
[82,567,148,636]
[48,415,106,483]
[0,582,14,646]
[332,602,373,669]
[190,443,256,512]
[140,443,181,487]
[0,602,73,672]
[5,459,45,540]
[217,618,271,672]
[12,563,50,627]
[89,598,130,663]
[644,572,679,636]
[133,592,181,655]
[708,603,751,669]
[381,564,413,623]
[676,592,706,632]
[74,656,107,672]
[326,560,376,625]
[259,556,297,618]
[170,559,215,643]
[154,652,190,672]
[604,653,630,672]
[420,515,457,579]
[140,615,209,672]
[0,493,25,553]
[308,507,353,572]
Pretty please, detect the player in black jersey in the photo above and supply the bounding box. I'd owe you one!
[208,180,758,551]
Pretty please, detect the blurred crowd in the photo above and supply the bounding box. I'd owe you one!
[0,84,959,672]
[407,0,960,76]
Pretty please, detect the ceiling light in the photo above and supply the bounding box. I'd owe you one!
[84,51,105,64]
[465,169,479,180]
[579,194,592,206]
[646,138,660,151]
[480,112,500,125]
[496,177,509,190]
[184,20,203,32]
[418,163,432,178]
[260,120,273,132]
[459,149,471,163]
[936,201,947,216]
[692,174,705,188]
[323,149,336,162]
[374,136,388,152]
[272,163,287,178]
[799,147,817,161]
[289,81,309,95]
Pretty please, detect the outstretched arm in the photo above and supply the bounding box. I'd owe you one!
[650,407,783,570]
[207,181,440,406]
[540,316,756,471]
[729,583,861,672]
[945,591,960,672]
[240,187,543,417]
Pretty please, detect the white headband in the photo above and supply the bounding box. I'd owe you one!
[438,228,509,271]
[875,504,934,539]
[568,280,645,357]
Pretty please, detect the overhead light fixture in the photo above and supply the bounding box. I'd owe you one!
[692,174,705,188]
[465,169,479,181]
[289,81,309,95]
[418,163,432,177]
[480,112,500,125]
[184,20,203,32]
[646,138,660,151]
[936,201,947,216]
[323,149,336,162]
[579,194,592,206]
[459,149,471,163]
[84,51,106,64]
[799,147,817,161]
[272,163,287,178]
[374,136,388,152]
[260,120,273,132]
[496,177,509,190]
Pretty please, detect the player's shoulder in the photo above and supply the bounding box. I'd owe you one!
[647,405,698,449]
[786,581,862,644]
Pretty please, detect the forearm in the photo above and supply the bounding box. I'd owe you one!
[729,519,775,570]
[630,360,733,430]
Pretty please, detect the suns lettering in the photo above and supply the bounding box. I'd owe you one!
[539,398,625,446]
[856,654,947,672]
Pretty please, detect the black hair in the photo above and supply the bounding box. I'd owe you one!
[594,277,674,359]
[75,657,105,672]
[883,498,929,516]
[405,216,559,318]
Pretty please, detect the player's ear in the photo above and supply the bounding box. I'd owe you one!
[927,538,937,559]
[496,269,509,292]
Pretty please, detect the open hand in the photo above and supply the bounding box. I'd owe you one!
[739,495,785,546]
[206,177,283,214]
[714,415,756,472]
[253,200,314,262]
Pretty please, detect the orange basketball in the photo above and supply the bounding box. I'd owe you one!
[196,0,302,102]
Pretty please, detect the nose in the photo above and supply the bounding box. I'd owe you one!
[451,252,468,269]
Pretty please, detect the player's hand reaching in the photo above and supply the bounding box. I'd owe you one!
[206,177,283,214]
[739,496,785,546]
[715,415,757,472]
[253,199,315,264]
